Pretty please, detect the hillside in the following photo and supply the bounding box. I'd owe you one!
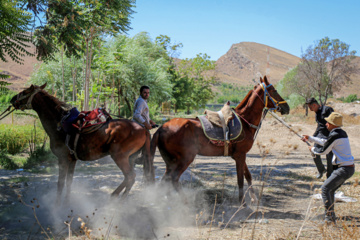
[215,42,300,85]
[0,44,40,92]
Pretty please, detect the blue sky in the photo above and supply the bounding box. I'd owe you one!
[127,0,360,60]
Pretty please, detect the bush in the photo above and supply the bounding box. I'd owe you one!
[23,146,57,169]
[0,151,19,170]
[345,94,358,103]
[0,123,47,155]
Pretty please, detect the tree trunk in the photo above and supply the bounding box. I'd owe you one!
[61,45,65,102]
[84,37,90,111]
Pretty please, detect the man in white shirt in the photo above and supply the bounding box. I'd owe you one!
[301,112,355,224]
[132,85,157,130]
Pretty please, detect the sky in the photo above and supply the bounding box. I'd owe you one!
[127,0,360,60]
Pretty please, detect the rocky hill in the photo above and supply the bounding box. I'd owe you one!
[215,42,300,85]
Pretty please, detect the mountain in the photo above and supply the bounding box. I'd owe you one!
[215,42,300,85]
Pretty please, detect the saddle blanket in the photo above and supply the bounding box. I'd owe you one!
[197,110,242,141]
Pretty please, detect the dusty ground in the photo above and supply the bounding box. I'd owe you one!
[1,115,360,239]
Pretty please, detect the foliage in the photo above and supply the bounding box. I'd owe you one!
[106,32,173,114]
[176,53,216,112]
[23,146,56,169]
[344,94,358,103]
[277,66,315,112]
[0,151,19,170]
[0,0,33,64]
[0,123,46,155]
[31,0,135,61]
[30,53,84,101]
[299,37,359,105]
[155,34,183,59]
[214,83,252,104]
[337,94,359,103]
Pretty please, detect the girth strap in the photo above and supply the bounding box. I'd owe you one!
[217,110,230,156]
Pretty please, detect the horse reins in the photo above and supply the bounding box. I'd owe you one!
[0,88,42,121]
[0,106,15,121]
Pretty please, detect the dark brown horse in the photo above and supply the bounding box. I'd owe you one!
[150,76,290,204]
[10,84,154,203]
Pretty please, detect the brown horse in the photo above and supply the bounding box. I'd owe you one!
[10,84,154,203]
[150,76,290,204]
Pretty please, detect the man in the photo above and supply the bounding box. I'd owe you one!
[306,97,334,178]
[132,85,157,130]
[301,112,355,224]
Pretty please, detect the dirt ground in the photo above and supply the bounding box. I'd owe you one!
[1,114,360,239]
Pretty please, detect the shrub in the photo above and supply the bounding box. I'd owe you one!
[23,146,57,169]
[0,151,19,170]
[0,123,46,155]
[344,94,358,103]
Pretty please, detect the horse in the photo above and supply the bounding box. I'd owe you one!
[150,76,290,204]
[10,83,154,204]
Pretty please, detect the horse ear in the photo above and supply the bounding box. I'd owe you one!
[40,83,47,89]
[29,85,34,91]
[260,76,264,83]
[263,75,270,85]
[226,101,230,105]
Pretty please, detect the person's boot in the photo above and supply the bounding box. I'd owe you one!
[323,211,336,225]
[313,155,326,179]
[316,169,326,179]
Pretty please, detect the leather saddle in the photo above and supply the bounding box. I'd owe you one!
[59,107,112,159]
[198,109,243,142]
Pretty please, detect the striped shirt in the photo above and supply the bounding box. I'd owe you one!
[309,128,354,167]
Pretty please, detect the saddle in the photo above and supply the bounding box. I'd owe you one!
[59,107,112,159]
[198,103,244,156]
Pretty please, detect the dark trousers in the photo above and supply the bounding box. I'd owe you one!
[321,165,355,221]
[313,143,334,178]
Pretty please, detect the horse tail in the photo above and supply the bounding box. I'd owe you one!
[143,129,155,183]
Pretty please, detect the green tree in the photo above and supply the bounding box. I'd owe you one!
[108,33,172,116]
[299,37,359,105]
[0,0,33,89]
[277,66,316,115]
[0,0,33,64]
[177,53,216,113]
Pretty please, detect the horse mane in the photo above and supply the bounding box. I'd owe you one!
[234,89,253,110]
[39,89,72,112]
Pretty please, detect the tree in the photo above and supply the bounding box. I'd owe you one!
[108,33,172,115]
[177,53,216,113]
[277,66,316,115]
[0,0,33,88]
[299,37,359,105]
[0,0,33,64]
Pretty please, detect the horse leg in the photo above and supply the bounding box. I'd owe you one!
[233,152,246,206]
[244,162,257,204]
[111,154,136,199]
[56,159,68,205]
[168,155,196,203]
[64,159,77,204]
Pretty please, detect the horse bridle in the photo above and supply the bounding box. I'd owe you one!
[258,83,287,112]
[14,88,42,110]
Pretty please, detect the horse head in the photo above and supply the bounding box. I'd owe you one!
[10,83,47,111]
[257,76,290,115]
